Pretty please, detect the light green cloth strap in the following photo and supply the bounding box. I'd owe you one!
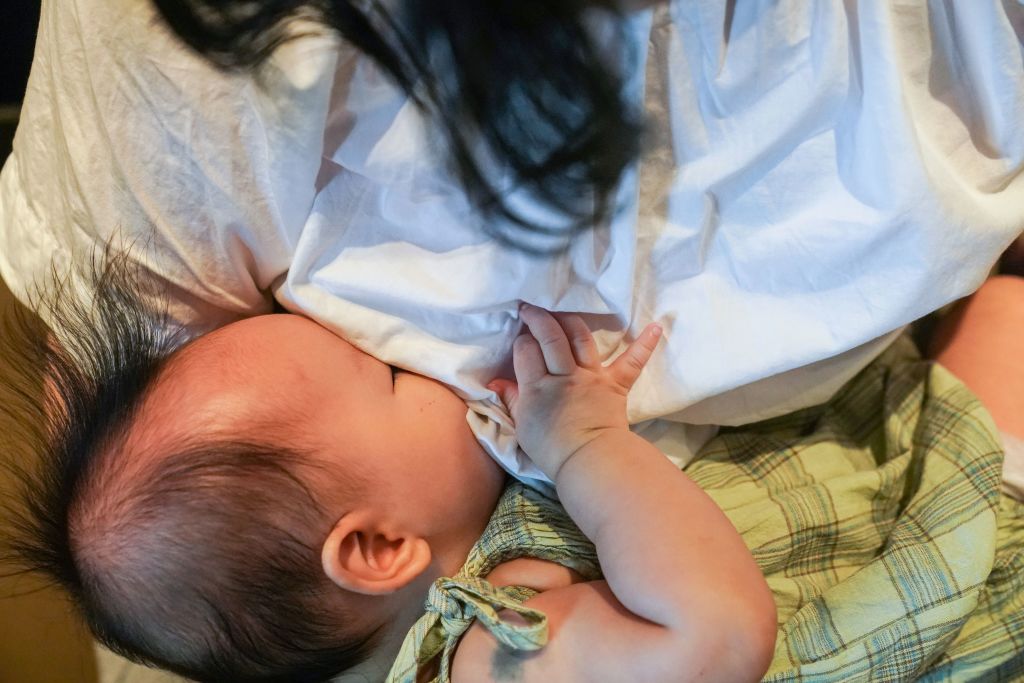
[386,576,546,683]
[385,483,597,683]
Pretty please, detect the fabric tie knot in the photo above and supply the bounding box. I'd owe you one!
[423,576,548,651]
[385,573,551,682]
[425,576,486,636]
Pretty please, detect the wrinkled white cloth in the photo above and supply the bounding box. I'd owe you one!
[2,0,1023,490]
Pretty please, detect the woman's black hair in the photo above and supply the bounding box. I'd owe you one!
[0,246,378,682]
[150,0,644,254]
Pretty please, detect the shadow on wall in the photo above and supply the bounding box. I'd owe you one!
[2,0,39,104]
[1,107,17,162]
[2,0,40,161]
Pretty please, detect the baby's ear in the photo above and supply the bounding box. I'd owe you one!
[321,512,432,595]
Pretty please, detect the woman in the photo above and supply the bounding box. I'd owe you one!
[2,1,1023,679]
[2,0,1021,486]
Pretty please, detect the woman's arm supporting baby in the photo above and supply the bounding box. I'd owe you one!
[459,305,777,682]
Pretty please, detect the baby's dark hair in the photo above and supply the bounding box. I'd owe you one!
[0,247,379,682]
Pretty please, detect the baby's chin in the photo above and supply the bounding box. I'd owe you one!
[397,371,501,470]
[393,366,460,400]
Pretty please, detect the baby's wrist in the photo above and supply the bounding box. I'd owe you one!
[551,427,635,486]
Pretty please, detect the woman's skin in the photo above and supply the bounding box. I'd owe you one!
[930,275,1024,439]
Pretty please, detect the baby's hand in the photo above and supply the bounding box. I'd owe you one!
[487,304,662,481]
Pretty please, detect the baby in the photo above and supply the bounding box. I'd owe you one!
[6,256,776,682]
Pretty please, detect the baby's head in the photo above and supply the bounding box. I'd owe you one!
[4,258,505,682]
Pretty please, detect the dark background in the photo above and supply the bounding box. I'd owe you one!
[2,0,42,160]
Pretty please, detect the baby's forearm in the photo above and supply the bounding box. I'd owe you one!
[555,429,777,676]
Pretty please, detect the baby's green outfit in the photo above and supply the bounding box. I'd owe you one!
[386,337,1024,682]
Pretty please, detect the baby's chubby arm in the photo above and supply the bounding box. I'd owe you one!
[456,305,776,682]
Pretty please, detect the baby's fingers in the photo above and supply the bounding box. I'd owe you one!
[608,323,663,389]
[553,313,601,369]
[487,378,519,415]
[520,304,576,375]
[511,333,549,385]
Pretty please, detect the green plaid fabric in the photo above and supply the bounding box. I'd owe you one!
[694,335,1023,681]
[388,335,1024,681]
[385,484,601,683]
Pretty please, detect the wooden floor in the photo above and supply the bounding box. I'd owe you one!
[0,277,99,682]
[1,105,17,161]
[0,110,183,683]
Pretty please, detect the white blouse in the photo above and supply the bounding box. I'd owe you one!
[2,0,1022,487]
